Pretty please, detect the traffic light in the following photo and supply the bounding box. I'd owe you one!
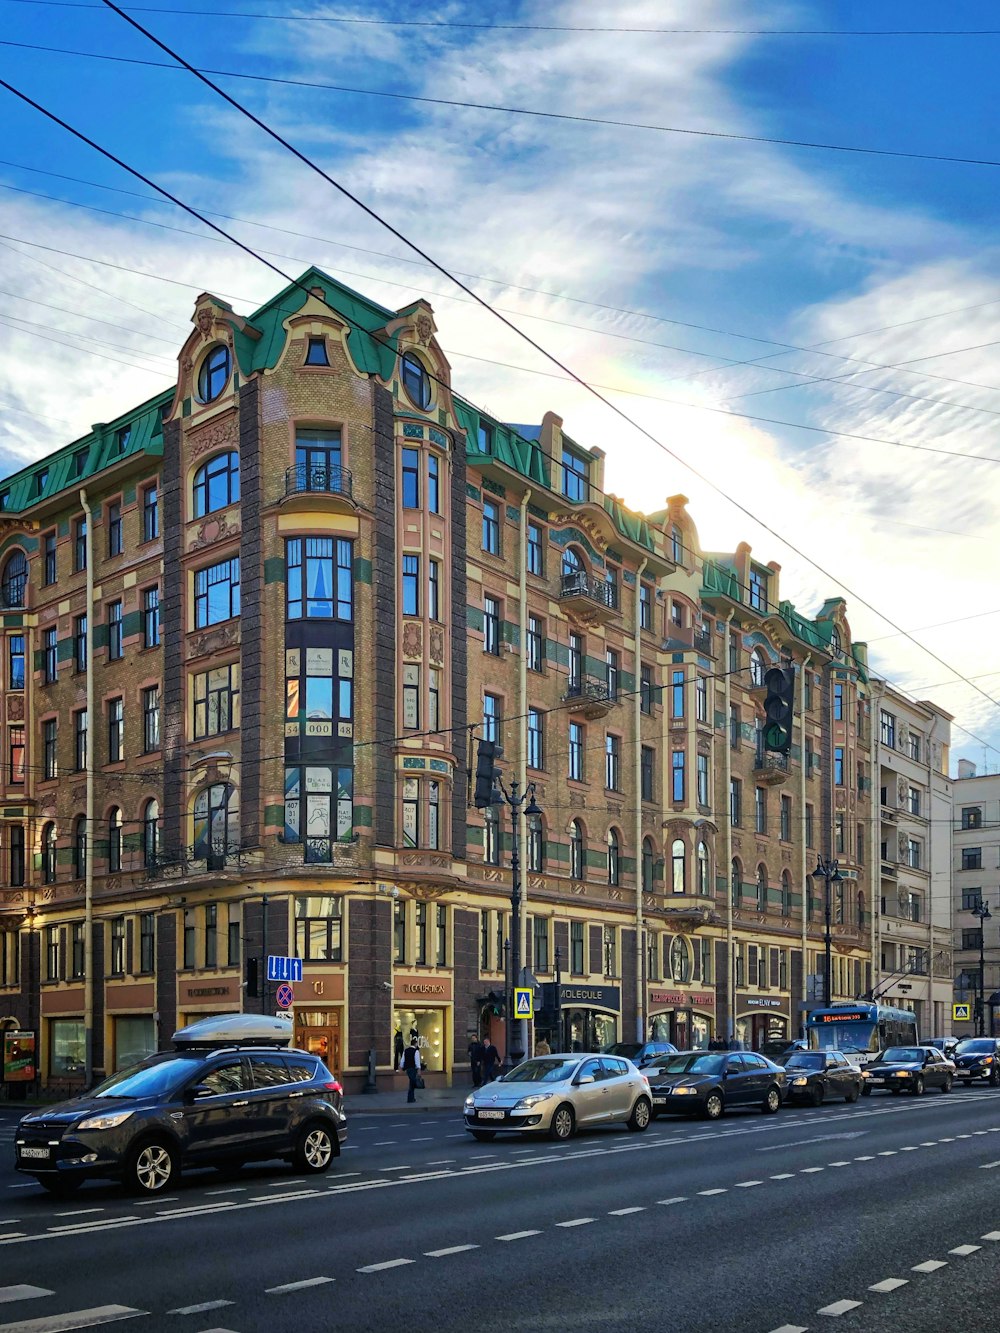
[474,738,501,808]
[762,665,795,754]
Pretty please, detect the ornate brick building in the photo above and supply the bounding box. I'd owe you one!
[0,267,883,1090]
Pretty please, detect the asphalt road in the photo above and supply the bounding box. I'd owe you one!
[3,1085,1000,1333]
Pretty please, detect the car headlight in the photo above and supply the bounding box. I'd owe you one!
[671,1085,697,1096]
[791,1076,808,1086]
[893,1071,910,1078]
[76,1110,134,1131]
[983,1057,994,1065]
[464,1095,475,1108]
[513,1094,554,1111]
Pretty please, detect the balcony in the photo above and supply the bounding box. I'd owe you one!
[144,841,249,881]
[880,805,898,824]
[880,858,899,880]
[563,676,618,720]
[753,747,789,786]
[285,462,353,500]
[559,571,617,623]
[693,628,712,654]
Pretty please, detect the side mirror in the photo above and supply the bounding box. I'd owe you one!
[186,1082,213,1101]
[576,1073,596,1086]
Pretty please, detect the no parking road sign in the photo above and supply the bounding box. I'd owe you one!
[514,987,534,1019]
[276,982,294,1010]
[953,1002,972,1022]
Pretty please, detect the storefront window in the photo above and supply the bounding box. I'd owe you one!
[49,1018,85,1077]
[393,1007,446,1072]
[115,1015,156,1071]
[563,1009,617,1053]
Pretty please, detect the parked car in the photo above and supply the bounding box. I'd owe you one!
[602,1040,678,1068]
[952,1037,1000,1085]
[14,1014,347,1196]
[646,1050,786,1120]
[463,1054,652,1141]
[927,1036,960,1058]
[861,1045,955,1096]
[759,1039,807,1062]
[782,1050,862,1105]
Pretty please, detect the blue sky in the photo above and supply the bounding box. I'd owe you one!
[1,0,998,771]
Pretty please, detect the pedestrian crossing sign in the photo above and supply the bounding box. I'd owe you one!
[954,1003,972,1021]
[514,987,534,1019]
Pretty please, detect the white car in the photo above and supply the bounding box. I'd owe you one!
[463,1053,652,1141]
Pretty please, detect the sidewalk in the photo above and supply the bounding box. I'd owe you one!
[345,1086,467,1116]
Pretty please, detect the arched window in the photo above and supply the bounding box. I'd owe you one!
[1,551,27,609]
[526,813,544,872]
[642,837,655,892]
[561,545,585,577]
[193,783,239,860]
[400,351,431,409]
[143,798,160,868]
[73,816,87,880]
[757,864,768,911]
[193,451,240,517]
[750,648,767,687]
[607,828,620,886]
[197,344,231,403]
[731,858,742,906]
[671,838,686,895]
[483,806,499,866]
[830,626,842,658]
[570,820,584,880]
[697,840,710,896]
[108,807,122,873]
[781,869,792,916]
[41,822,57,884]
[670,935,691,983]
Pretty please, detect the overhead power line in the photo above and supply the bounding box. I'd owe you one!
[6,1,1000,36]
[89,0,1000,729]
[3,36,1000,171]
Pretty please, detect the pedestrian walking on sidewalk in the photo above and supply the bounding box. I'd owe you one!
[401,1038,423,1103]
[535,1036,551,1055]
[468,1034,485,1087]
[482,1037,501,1082]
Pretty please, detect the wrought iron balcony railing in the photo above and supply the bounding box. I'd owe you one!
[285,462,353,499]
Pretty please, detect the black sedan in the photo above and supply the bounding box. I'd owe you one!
[646,1050,786,1120]
[861,1046,955,1097]
[952,1037,1000,1085]
[782,1050,863,1106]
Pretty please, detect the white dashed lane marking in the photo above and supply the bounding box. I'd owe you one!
[770,1173,795,1180]
[983,1231,1000,1241]
[869,1278,908,1293]
[167,1301,236,1315]
[555,1218,594,1228]
[496,1230,541,1241]
[0,1286,54,1304]
[698,1189,727,1196]
[357,1259,414,1273]
[657,1197,687,1205]
[608,1206,645,1215]
[949,1244,981,1256]
[912,1259,947,1272]
[0,1304,147,1330]
[266,1277,335,1294]
[817,1298,863,1315]
[734,1180,762,1188]
[424,1244,479,1257]
[768,1326,808,1333]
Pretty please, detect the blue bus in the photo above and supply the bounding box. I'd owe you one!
[805,1002,918,1066]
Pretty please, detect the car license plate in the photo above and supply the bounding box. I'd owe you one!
[654,1096,668,1104]
[19,1147,49,1160]
[478,1110,505,1120]
[869,1078,885,1084]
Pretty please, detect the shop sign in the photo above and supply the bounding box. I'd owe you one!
[541,983,620,1011]
[179,978,240,1004]
[649,990,715,1010]
[2,1030,36,1082]
[738,995,787,1011]
[394,975,453,1002]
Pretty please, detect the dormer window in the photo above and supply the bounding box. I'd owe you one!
[401,351,431,410]
[305,337,329,366]
[478,422,493,454]
[748,568,767,612]
[561,448,589,503]
[35,469,49,496]
[197,344,232,403]
[117,426,131,452]
[830,627,842,657]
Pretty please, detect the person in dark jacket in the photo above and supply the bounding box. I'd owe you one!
[468,1035,485,1088]
[482,1037,501,1082]
[400,1039,422,1103]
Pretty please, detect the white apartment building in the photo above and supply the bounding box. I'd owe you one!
[952,761,1000,1037]
[873,685,953,1038]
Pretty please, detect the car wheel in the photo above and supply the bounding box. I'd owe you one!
[126,1138,178,1195]
[549,1104,575,1141]
[845,1086,860,1103]
[471,1130,497,1142]
[37,1176,83,1197]
[702,1091,724,1120]
[761,1086,781,1115]
[941,1076,953,1093]
[861,1084,871,1096]
[293,1122,336,1174]
[627,1097,651,1132]
[810,1085,824,1108]
[912,1076,925,1096]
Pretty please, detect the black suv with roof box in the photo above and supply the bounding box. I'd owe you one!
[14,1014,347,1196]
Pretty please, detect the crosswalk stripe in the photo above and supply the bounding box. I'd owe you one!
[0,1290,54,1306]
[0,1305,146,1333]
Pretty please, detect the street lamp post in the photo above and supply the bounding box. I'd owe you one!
[812,856,843,1008]
[972,899,992,1037]
[492,776,541,1071]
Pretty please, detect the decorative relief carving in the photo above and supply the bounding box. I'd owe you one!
[608,889,623,902]
[428,627,445,665]
[898,831,908,857]
[187,621,241,661]
[188,513,240,553]
[401,853,451,870]
[571,882,586,896]
[526,875,545,892]
[6,696,24,721]
[402,622,423,658]
[897,776,907,803]
[189,418,238,460]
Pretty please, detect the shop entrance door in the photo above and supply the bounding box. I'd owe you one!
[750,1014,787,1051]
[671,1010,692,1050]
[294,1009,342,1075]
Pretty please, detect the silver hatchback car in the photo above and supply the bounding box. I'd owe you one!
[464,1053,652,1141]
